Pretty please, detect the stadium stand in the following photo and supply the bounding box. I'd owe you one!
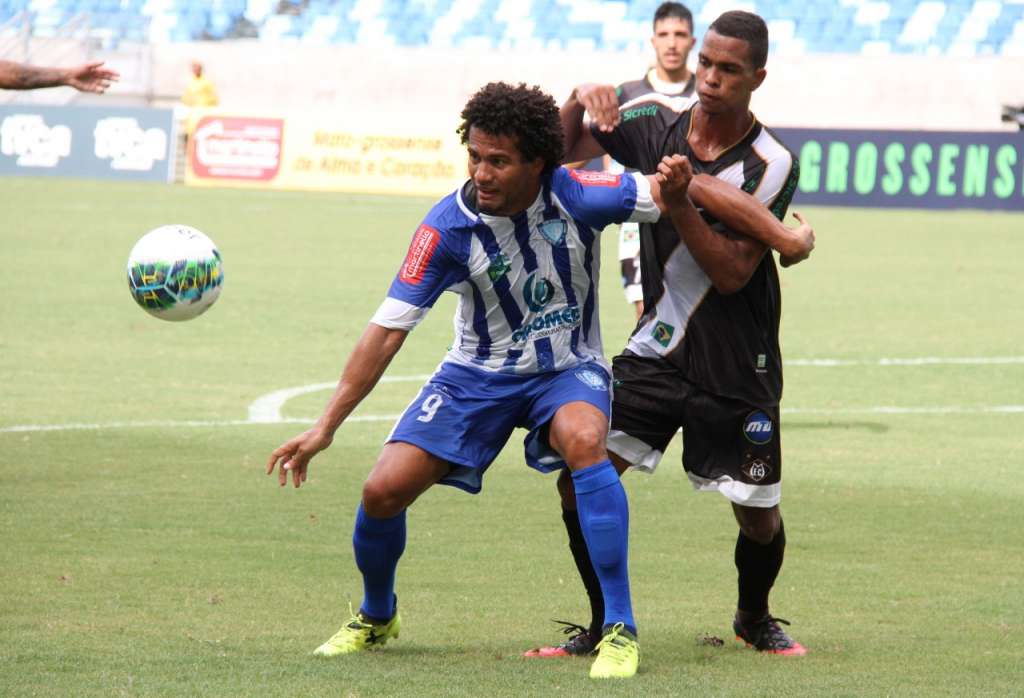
[3,0,1024,56]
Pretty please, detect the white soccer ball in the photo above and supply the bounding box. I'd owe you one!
[126,225,224,321]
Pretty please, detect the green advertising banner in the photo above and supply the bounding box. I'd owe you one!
[775,128,1024,211]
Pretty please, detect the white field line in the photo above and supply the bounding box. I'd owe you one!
[246,374,430,423]
[4,356,1024,434]
[786,356,1024,367]
[3,405,1024,434]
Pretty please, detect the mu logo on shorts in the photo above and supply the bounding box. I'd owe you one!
[742,410,774,445]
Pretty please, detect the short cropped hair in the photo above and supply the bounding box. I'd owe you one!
[708,10,769,69]
[654,2,693,31]
[457,82,564,171]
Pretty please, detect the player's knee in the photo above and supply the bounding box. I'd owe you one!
[361,477,406,519]
[558,426,607,468]
[738,511,781,545]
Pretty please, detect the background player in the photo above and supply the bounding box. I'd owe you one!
[613,2,697,320]
[0,60,118,92]
[266,81,707,680]
[530,11,813,658]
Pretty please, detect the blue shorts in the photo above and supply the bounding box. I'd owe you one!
[387,360,612,494]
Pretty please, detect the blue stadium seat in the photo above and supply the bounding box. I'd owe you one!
[13,0,1024,53]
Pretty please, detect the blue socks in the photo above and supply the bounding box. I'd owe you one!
[572,460,636,635]
[352,503,406,621]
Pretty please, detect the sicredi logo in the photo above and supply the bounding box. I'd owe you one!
[191,116,283,181]
[94,117,167,172]
[742,410,774,445]
[0,114,71,168]
[569,169,621,187]
[399,224,439,285]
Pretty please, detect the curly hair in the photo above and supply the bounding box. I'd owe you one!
[457,82,564,171]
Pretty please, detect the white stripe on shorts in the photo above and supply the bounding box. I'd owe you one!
[687,473,781,508]
[607,429,664,472]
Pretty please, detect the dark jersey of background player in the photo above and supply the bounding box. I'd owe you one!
[595,94,798,408]
[616,68,695,105]
[613,2,697,320]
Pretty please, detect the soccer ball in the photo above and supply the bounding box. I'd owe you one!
[126,225,224,321]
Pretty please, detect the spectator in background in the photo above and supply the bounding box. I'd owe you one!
[0,60,119,92]
[181,61,219,108]
[611,2,698,322]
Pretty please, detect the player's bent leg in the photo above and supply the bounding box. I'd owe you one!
[548,402,639,678]
[731,504,806,656]
[315,443,449,658]
[523,468,603,659]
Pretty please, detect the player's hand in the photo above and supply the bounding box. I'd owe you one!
[779,211,815,267]
[266,427,333,488]
[655,154,693,209]
[63,61,119,93]
[575,83,620,132]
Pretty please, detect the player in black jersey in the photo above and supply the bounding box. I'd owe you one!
[613,3,698,321]
[527,11,815,659]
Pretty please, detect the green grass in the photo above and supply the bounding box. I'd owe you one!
[2,177,1023,696]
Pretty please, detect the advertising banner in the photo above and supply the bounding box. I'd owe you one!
[0,105,175,182]
[775,128,1024,211]
[185,111,465,197]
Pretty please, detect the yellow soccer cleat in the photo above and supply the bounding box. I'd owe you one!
[312,603,401,657]
[589,623,640,679]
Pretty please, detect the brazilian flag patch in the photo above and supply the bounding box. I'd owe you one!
[652,321,675,347]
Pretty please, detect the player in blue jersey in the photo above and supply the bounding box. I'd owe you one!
[266,82,805,679]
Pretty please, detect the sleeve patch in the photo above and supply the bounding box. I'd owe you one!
[399,224,440,285]
[568,169,622,188]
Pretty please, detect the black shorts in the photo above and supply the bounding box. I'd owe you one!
[608,351,782,507]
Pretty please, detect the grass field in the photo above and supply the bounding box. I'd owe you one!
[2,176,1022,697]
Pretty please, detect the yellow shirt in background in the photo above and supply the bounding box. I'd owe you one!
[183,75,219,107]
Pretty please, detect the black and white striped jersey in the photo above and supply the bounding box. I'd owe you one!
[592,94,799,407]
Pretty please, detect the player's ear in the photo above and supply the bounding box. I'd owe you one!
[752,67,766,91]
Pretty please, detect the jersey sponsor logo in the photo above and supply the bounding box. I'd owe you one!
[523,272,555,312]
[568,169,621,187]
[652,321,675,347]
[574,368,608,392]
[742,457,773,482]
[621,105,659,122]
[539,219,567,246]
[487,253,511,282]
[511,306,581,343]
[742,410,774,445]
[399,224,440,285]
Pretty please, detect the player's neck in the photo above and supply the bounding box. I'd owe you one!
[651,65,690,87]
[687,104,755,161]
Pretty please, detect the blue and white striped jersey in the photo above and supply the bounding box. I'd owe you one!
[371,167,659,375]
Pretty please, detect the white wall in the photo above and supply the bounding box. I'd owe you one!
[9,38,1021,131]
[149,42,1023,131]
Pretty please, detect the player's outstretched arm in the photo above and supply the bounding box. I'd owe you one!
[63,61,120,93]
[649,155,767,295]
[689,174,814,267]
[0,60,119,92]
[266,323,409,488]
[560,84,617,164]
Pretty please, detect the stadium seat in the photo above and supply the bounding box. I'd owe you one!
[13,0,1024,56]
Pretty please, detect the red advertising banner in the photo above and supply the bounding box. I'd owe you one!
[188,116,284,181]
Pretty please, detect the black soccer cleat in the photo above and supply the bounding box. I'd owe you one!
[523,620,599,657]
[733,614,807,656]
